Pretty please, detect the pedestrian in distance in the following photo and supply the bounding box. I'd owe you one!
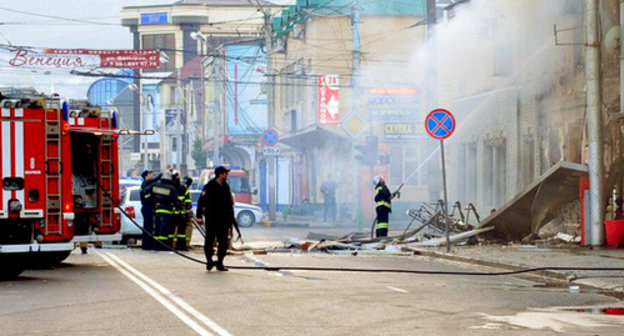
[196,166,242,272]
[140,170,161,250]
[373,175,398,238]
[321,175,337,222]
[182,176,195,250]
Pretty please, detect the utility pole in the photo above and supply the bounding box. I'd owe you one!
[265,12,277,221]
[586,0,604,246]
[139,83,148,171]
[181,73,188,176]
[352,0,364,228]
[160,79,168,172]
[176,68,183,172]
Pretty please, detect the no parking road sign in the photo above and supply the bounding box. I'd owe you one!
[262,128,279,147]
[424,108,456,253]
[425,108,455,140]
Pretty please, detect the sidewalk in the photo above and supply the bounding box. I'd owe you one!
[259,214,360,229]
[412,245,624,293]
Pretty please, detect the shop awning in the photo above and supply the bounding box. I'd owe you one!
[280,126,350,151]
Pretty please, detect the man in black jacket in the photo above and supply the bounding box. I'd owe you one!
[140,170,161,250]
[196,166,242,271]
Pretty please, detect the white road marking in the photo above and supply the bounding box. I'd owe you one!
[102,252,234,336]
[97,252,214,336]
[386,286,408,293]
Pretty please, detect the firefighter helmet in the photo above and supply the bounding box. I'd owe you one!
[183,176,193,188]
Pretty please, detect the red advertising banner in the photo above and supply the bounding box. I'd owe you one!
[318,74,340,125]
[0,47,160,69]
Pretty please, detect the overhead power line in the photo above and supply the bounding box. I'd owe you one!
[0,6,119,26]
[70,70,355,88]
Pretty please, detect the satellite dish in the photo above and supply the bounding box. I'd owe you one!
[604,25,620,52]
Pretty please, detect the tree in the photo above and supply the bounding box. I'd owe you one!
[191,137,207,170]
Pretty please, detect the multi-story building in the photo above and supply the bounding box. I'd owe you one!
[270,0,428,220]
[433,0,623,219]
[121,0,278,175]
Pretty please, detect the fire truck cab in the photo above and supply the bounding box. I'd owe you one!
[0,88,120,278]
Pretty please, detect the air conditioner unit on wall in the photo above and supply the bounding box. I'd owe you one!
[292,23,305,39]
[275,39,286,54]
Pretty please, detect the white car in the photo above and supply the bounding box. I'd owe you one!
[119,187,264,243]
[119,178,142,193]
[189,190,264,227]
[119,186,143,243]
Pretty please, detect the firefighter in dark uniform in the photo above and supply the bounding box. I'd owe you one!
[182,176,195,250]
[140,170,161,250]
[196,166,242,271]
[373,175,396,238]
[152,170,178,250]
[171,170,188,251]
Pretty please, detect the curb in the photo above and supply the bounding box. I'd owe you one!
[410,248,576,282]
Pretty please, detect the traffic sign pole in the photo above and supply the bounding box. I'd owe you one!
[440,140,450,252]
[424,108,455,252]
[261,128,279,222]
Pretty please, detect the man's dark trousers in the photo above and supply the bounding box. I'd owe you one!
[141,206,155,250]
[204,224,229,266]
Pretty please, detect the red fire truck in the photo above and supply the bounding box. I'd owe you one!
[0,88,120,278]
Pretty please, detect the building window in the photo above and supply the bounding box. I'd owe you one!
[389,146,403,186]
[389,145,425,187]
[172,137,178,151]
[466,144,477,203]
[170,86,177,105]
[522,138,534,187]
[484,139,506,207]
[494,43,511,76]
[142,34,176,72]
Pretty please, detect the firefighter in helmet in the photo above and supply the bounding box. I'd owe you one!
[182,176,195,250]
[373,175,398,238]
[152,170,178,250]
[171,170,187,250]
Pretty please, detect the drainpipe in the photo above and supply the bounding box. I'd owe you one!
[586,0,605,246]
[621,0,624,115]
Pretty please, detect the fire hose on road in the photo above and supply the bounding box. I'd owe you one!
[99,184,624,277]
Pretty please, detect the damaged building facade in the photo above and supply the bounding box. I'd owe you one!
[432,0,623,234]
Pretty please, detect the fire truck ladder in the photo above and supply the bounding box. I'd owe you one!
[44,101,62,235]
[98,117,114,230]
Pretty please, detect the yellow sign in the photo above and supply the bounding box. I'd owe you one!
[384,122,423,141]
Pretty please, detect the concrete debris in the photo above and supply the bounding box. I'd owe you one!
[554,232,578,243]
[476,161,588,241]
[405,227,495,247]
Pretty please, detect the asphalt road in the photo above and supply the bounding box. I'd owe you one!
[2,239,624,336]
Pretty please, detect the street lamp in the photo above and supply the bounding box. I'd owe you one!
[126,83,154,171]
[191,31,221,166]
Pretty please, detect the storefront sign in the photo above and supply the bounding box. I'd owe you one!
[368,87,419,120]
[0,47,161,69]
[383,121,422,141]
[318,74,340,125]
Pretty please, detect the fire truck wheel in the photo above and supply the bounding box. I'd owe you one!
[0,264,24,280]
[49,251,72,265]
[29,251,72,268]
